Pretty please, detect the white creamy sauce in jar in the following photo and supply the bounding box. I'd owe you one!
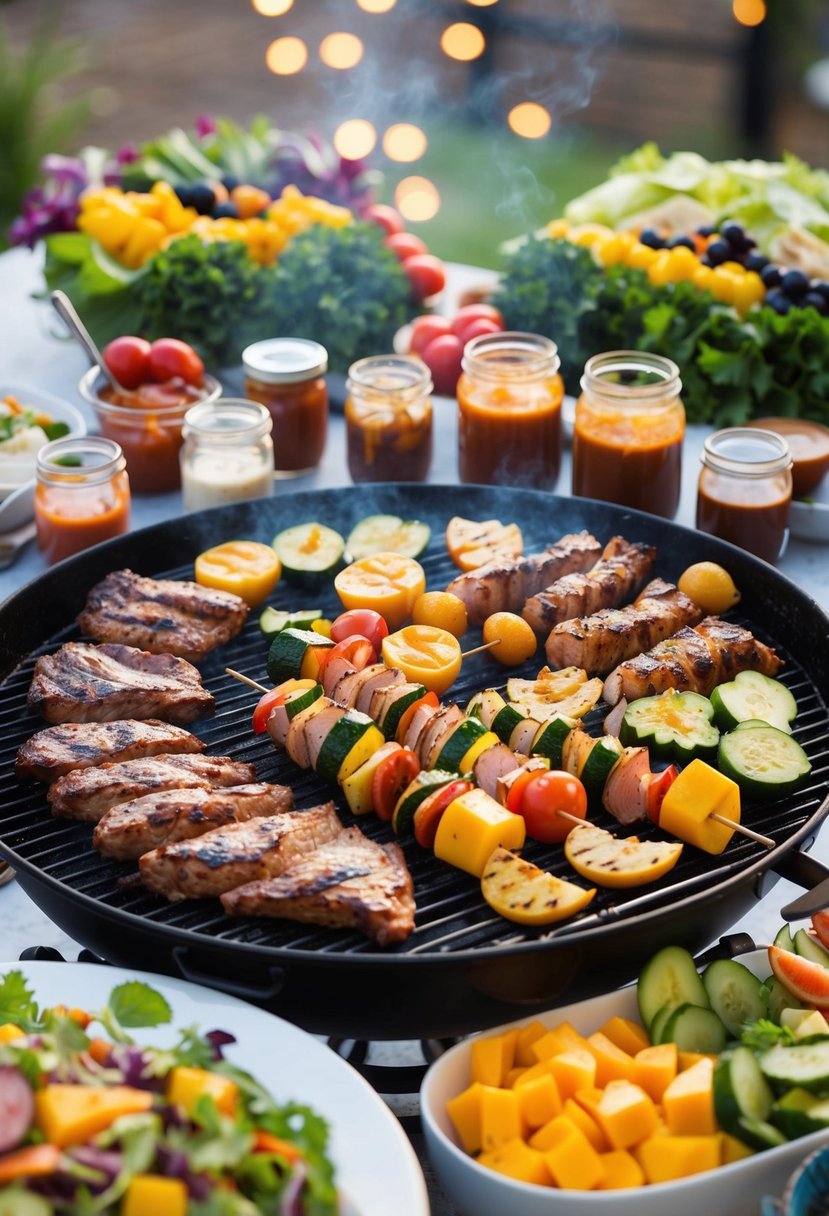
[181,449,273,511]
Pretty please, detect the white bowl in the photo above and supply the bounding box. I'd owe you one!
[0,383,87,531]
[421,949,829,1216]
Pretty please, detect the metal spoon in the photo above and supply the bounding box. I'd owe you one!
[50,289,127,394]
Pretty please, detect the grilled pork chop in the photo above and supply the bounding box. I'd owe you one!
[544,579,704,675]
[603,616,782,705]
[445,531,602,626]
[49,753,258,822]
[15,720,205,783]
[222,828,415,946]
[139,801,342,901]
[522,537,657,635]
[93,782,294,861]
[28,642,215,725]
[78,569,248,662]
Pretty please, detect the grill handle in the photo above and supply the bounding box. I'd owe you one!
[172,946,285,1002]
[774,850,829,920]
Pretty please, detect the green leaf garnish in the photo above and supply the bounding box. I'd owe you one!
[108,981,172,1029]
[0,969,39,1030]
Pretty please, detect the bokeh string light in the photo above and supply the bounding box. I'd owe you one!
[265,35,307,75]
[395,176,441,222]
[508,102,552,139]
[334,119,378,159]
[356,0,397,11]
[440,22,486,62]
[382,123,428,163]
[732,0,767,26]
[320,32,364,69]
[252,0,294,15]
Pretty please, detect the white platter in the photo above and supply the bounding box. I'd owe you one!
[0,383,87,532]
[421,948,828,1216]
[790,474,829,543]
[0,959,429,1216]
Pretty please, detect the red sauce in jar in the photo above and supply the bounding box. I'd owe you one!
[696,428,792,564]
[345,355,432,483]
[243,339,328,476]
[34,437,131,564]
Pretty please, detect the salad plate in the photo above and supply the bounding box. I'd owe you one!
[0,959,430,1216]
[0,383,87,532]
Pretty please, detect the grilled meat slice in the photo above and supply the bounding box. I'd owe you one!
[523,537,657,635]
[446,531,602,626]
[93,782,294,861]
[78,569,249,662]
[139,801,342,901]
[603,616,782,705]
[544,578,704,675]
[49,753,257,822]
[15,720,204,783]
[28,642,215,725]
[221,828,415,946]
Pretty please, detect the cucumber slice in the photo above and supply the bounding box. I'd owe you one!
[710,671,797,734]
[392,770,457,835]
[662,1003,728,1053]
[530,715,577,767]
[713,1044,774,1137]
[718,724,812,800]
[772,1088,829,1138]
[766,976,803,1021]
[774,924,795,952]
[259,606,322,638]
[580,736,623,804]
[794,928,829,967]
[760,1039,829,1092]
[346,514,431,559]
[0,1193,52,1216]
[266,627,333,683]
[702,958,767,1037]
[621,690,719,762]
[649,1004,676,1045]
[272,522,345,581]
[637,945,710,1030]
[491,704,526,745]
[735,1116,787,1151]
[284,683,324,720]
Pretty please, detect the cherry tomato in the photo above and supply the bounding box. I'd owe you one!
[371,747,420,821]
[252,688,288,734]
[450,303,505,334]
[409,314,452,356]
[365,203,405,237]
[413,779,474,849]
[148,338,205,386]
[404,253,447,303]
[317,634,376,677]
[646,764,679,825]
[102,336,152,390]
[517,770,588,844]
[395,690,439,743]
[421,333,463,396]
[505,768,537,815]
[386,232,429,262]
[330,608,389,654]
[454,316,503,346]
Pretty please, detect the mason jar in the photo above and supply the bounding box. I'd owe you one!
[697,427,793,564]
[345,354,433,483]
[180,398,274,511]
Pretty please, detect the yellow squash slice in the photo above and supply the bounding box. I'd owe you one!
[481,847,596,925]
[446,516,523,572]
[507,667,604,722]
[564,822,683,889]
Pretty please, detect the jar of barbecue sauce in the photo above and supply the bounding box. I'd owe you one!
[572,351,685,518]
[457,332,563,489]
[242,338,328,477]
[345,354,433,483]
[34,436,130,565]
[697,427,792,564]
[180,398,274,511]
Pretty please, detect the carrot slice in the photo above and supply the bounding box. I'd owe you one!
[253,1130,303,1162]
[0,1143,62,1183]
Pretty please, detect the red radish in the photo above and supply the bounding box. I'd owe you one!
[768,944,829,1008]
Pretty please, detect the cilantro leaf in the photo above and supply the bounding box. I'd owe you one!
[740,1018,795,1051]
[0,969,39,1030]
[108,981,172,1030]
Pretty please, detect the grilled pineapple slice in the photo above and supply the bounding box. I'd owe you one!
[446,516,523,572]
[481,847,595,925]
[506,666,603,721]
[564,822,683,889]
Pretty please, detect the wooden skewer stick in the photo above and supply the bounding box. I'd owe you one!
[556,807,773,850]
[225,667,268,694]
[460,639,501,660]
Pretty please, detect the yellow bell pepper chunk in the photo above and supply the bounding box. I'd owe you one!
[515,1019,548,1066]
[627,241,659,270]
[599,1015,650,1058]
[560,1097,608,1151]
[446,1081,484,1154]
[459,730,501,775]
[662,1057,716,1135]
[538,1116,606,1190]
[597,1148,645,1189]
[547,1049,597,1102]
[166,1066,238,1118]
[595,1079,660,1150]
[659,758,740,854]
[121,216,167,268]
[122,1175,188,1216]
[77,203,136,254]
[479,1084,526,1151]
[470,1028,519,1088]
[585,1032,635,1086]
[636,1133,722,1184]
[341,742,402,816]
[337,723,385,783]
[632,1042,678,1102]
[0,1023,24,1043]
[35,1084,154,1147]
[477,1136,552,1186]
[433,789,525,877]
[514,1072,562,1129]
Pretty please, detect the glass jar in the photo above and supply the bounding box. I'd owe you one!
[242,338,328,477]
[572,351,685,519]
[697,427,792,564]
[345,355,433,483]
[34,436,130,565]
[180,398,274,512]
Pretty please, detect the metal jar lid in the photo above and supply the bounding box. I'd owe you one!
[242,338,328,384]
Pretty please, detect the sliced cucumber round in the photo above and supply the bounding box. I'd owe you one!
[714,1044,774,1137]
[718,724,812,800]
[649,1003,678,1045]
[773,923,795,952]
[765,975,803,1021]
[760,1039,829,1093]
[272,522,345,581]
[662,1003,727,1053]
[735,1116,787,1151]
[711,671,797,734]
[794,927,829,967]
[637,944,710,1030]
[702,958,767,1038]
[346,514,431,560]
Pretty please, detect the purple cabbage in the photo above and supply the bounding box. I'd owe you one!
[280,1160,308,1216]
[155,1145,212,1199]
[67,1145,123,1192]
[205,1029,236,1060]
[108,1043,165,1092]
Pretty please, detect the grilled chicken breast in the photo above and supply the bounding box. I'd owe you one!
[221,828,415,946]
[28,642,215,725]
[446,531,602,625]
[545,578,704,675]
[523,537,657,635]
[15,720,205,783]
[79,569,249,662]
[603,616,782,705]
[139,801,342,901]
[93,782,294,861]
[48,753,258,822]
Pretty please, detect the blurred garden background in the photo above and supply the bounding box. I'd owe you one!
[3,0,829,267]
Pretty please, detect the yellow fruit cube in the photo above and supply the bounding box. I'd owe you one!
[531,1020,589,1061]
[434,789,526,877]
[586,1032,635,1086]
[659,759,741,855]
[561,1097,608,1151]
[678,1051,711,1071]
[446,1081,484,1154]
[633,1042,678,1102]
[538,1117,606,1190]
[722,1133,754,1164]
[596,1079,659,1150]
[477,1136,552,1186]
[514,1072,562,1129]
[599,1015,650,1058]
[627,241,658,270]
[35,1084,153,1147]
[0,1023,24,1043]
[515,1019,548,1066]
[470,1029,519,1088]
[512,1060,555,1088]
[505,1067,526,1087]
[636,1133,721,1184]
[597,1149,645,1190]
[166,1066,238,1118]
[662,1057,716,1136]
[548,1049,596,1101]
[480,1084,525,1151]
[122,1175,188,1216]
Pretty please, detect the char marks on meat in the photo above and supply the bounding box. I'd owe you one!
[221,828,415,946]
[15,719,205,783]
[603,616,782,705]
[522,536,657,635]
[93,782,294,861]
[28,642,215,725]
[139,801,343,901]
[49,753,258,822]
[545,578,704,675]
[78,569,249,662]
[446,531,602,626]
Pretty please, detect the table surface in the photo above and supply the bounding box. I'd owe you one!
[2,246,829,1215]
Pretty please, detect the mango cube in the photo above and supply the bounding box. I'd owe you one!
[0,1023,24,1044]
[537,1117,606,1190]
[166,1066,238,1118]
[662,1057,716,1136]
[531,1020,589,1061]
[477,1136,552,1186]
[446,1081,484,1154]
[561,1097,608,1151]
[600,1015,650,1057]
[471,1029,519,1088]
[597,1149,646,1190]
[548,1048,597,1101]
[633,1042,679,1102]
[636,1133,722,1184]
[596,1079,660,1149]
[722,1133,755,1164]
[480,1084,525,1151]
[586,1032,635,1086]
[122,1175,188,1216]
[514,1072,562,1129]
[515,1019,548,1066]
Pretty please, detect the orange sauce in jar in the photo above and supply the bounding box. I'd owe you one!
[572,352,685,519]
[243,339,328,476]
[457,332,563,489]
[697,427,792,564]
[34,437,130,565]
[345,355,432,483]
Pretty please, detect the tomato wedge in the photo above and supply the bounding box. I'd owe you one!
[394,690,440,743]
[252,689,288,734]
[814,909,829,952]
[330,608,389,653]
[505,768,537,815]
[413,779,473,849]
[646,764,679,825]
[371,747,420,820]
[317,634,377,677]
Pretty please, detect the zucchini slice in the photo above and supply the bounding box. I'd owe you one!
[435,717,489,773]
[266,627,333,684]
[711,671,797,734]
[530,715,577,768]
[392,770,457,835]
[346,514,431,560]
[718,724,811,800]
[272,522,345,580]
[259,606,322,638]
[702,958,767,1037]
[713,1044,774,1136]
[637,945,710,1030]
[621,689,719,762]
[315,709,381,784]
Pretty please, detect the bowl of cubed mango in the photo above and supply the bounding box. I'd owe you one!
[420,949,829,1216]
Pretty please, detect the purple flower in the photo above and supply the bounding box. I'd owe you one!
[116,142,140,166]
[195,114,218,139]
